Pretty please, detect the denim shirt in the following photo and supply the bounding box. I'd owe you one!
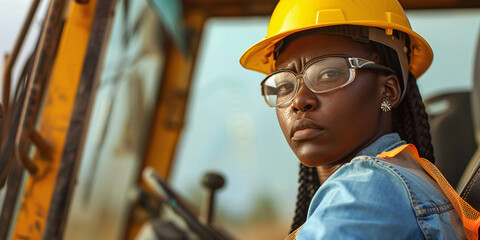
[297,133,465,240]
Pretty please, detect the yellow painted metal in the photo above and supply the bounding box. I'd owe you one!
[145,9,206,186]
[12,0,98,239]
[125,11,207,240]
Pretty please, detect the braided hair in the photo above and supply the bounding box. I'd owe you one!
[288,35,435,233]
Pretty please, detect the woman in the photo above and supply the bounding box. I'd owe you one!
[240,0,479,239]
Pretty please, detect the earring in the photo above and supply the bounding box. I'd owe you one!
[381,101,392,112]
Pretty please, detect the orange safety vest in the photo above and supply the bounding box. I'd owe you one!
[285,144,480,240]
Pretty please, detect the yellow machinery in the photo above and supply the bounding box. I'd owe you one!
[0,0,479,239]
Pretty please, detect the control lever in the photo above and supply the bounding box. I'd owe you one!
[201,172,225,226]
[142,167,221,240]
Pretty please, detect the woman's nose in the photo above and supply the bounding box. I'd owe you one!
[291,82,318,113]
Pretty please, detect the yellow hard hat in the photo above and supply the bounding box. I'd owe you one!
[239,0,433,81]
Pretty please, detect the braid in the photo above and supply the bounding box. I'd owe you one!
[393,72,435,162]
[290,164,320,232]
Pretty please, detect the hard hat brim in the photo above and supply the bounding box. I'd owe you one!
[240,22,433,79]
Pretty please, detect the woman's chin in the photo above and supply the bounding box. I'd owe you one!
[294,146,333,167]
[296,154,326,167]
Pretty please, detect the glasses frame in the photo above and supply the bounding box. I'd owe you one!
[260,55,395,107]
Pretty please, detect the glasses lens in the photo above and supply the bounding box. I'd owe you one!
[304,57,351,92]
[262,71,296,106]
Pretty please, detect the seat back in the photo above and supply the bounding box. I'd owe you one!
[425,92,477,188]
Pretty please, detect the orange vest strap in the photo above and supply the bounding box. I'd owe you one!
[284,225,302,240]
[377,144,480,240]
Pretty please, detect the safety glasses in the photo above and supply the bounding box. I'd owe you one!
[260,55,395,107]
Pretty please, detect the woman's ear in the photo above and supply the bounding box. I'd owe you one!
[381,73,402,108]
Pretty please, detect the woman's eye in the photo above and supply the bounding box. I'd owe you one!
[276,83,294,95]
[318,69,342,80]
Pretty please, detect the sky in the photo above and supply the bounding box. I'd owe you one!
[407,9,480,98]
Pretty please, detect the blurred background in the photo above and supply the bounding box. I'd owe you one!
[0,0,479,239]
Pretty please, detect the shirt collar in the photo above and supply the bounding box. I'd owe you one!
[356,133,406,157]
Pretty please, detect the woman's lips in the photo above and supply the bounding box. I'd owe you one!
[291,118,325,141]
[292,128,324,141]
